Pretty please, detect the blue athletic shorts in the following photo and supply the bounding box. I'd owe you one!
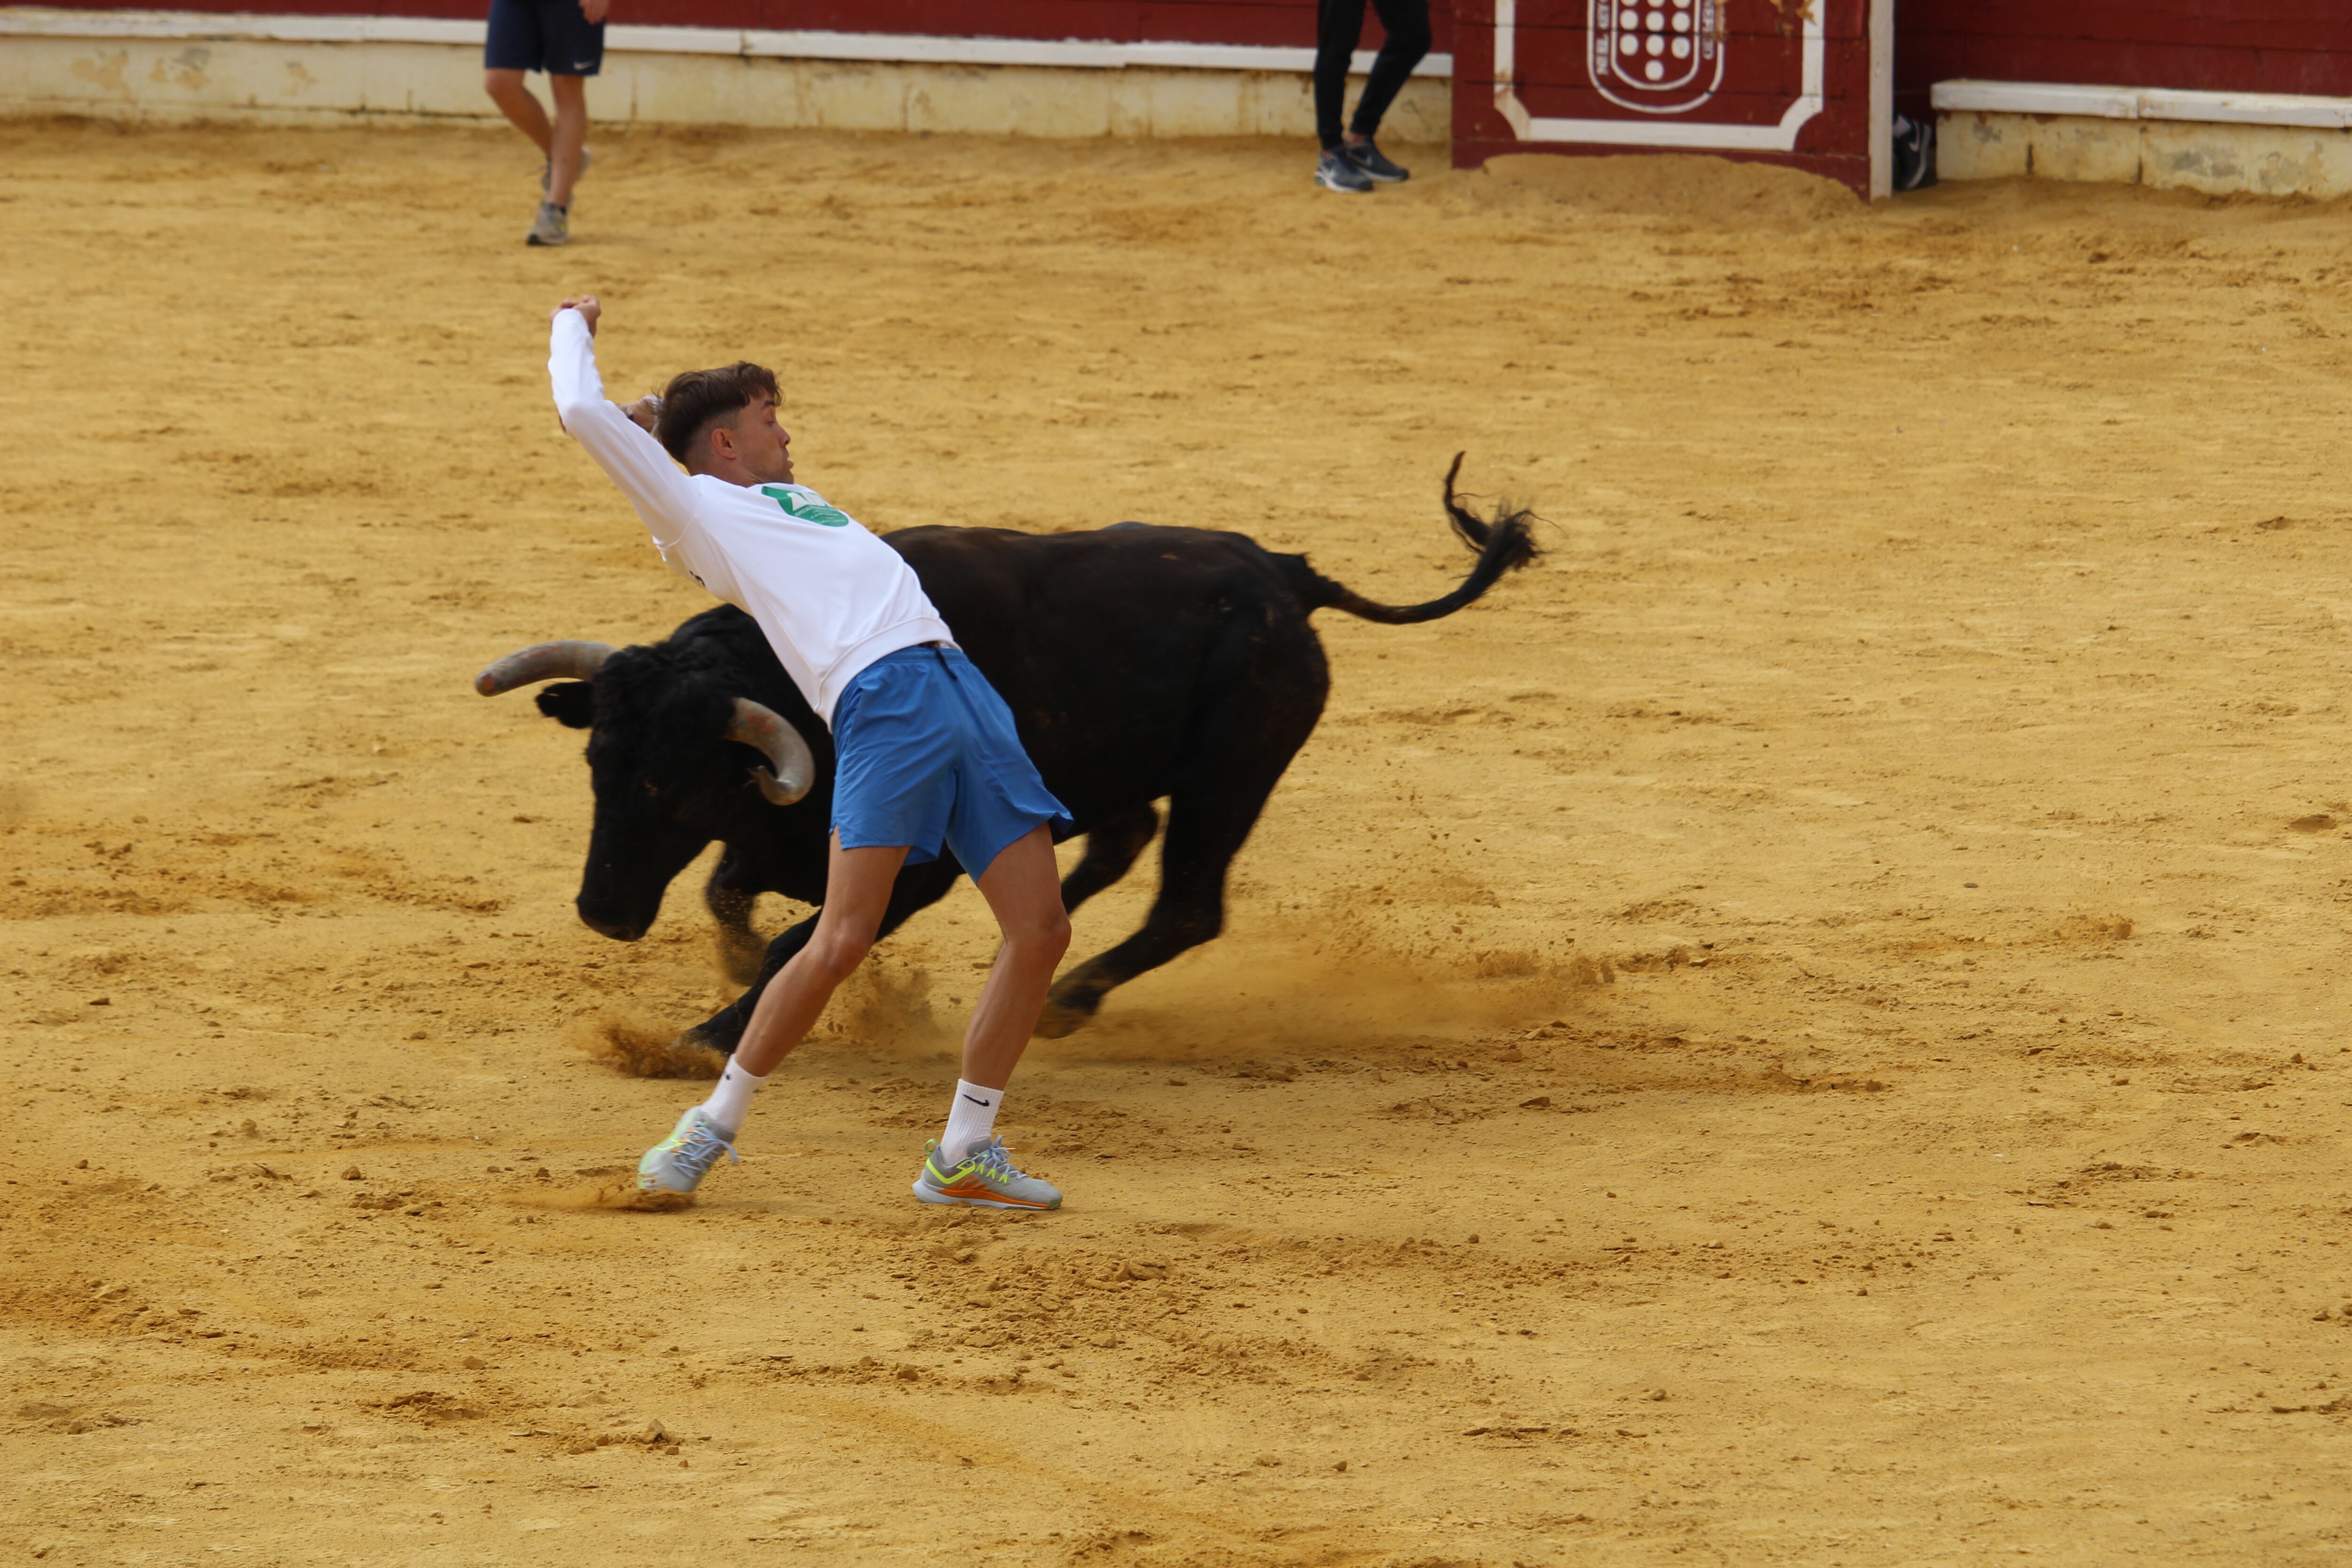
[485,0,604,75]
[830,645,1072,876]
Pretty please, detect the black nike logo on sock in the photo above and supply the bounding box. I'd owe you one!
[961,1094,993,1106]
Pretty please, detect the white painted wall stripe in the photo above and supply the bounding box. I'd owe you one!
[1933,78,2352,131]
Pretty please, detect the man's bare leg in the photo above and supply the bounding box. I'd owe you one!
[546,73,589,209]
[921,827,1072,1202]
[637,835,904,1193]
[484,69,552,158]
[961,826,1073,1090]
[733,835,908,1076]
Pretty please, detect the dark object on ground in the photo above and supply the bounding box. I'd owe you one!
[1893,114,1936,192]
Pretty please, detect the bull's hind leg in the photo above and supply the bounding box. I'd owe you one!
[1058,804,1159,915]
[1037,669,1324,1037]
[679,857,963,1055]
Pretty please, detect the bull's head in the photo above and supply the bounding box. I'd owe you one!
[475,639,816,941]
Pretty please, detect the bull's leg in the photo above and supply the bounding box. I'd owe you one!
[1034,793,1258,1038]
[1036,765,1307,1038]
[1036,636,1324,1037]
[678,858,963,1055]
[704,848,769,987]
[1058,804,1159,915]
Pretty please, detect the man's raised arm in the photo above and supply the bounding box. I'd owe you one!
[547,297,699,554]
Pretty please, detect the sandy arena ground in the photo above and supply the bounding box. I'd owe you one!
[6,119,2352,1565]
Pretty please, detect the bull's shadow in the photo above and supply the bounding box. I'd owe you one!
[477,457,1537,1057]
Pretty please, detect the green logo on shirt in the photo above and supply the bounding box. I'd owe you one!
[761,486,850,528]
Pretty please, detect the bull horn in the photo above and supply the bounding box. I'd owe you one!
[473,640,617,696]
[726,697,816,806]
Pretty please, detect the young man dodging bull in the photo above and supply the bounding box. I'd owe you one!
[543,295,1073,1209]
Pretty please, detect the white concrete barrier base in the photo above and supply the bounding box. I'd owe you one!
[1933,81,2352,198]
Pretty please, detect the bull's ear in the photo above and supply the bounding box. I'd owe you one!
[534,681,597,729]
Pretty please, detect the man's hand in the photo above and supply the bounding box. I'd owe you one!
[624,395,662,434]
[553,295,602,334]
[580,0,609,20]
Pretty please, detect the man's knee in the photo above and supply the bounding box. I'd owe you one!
[485,69,538,110]
[549,72,589,105]
[1008,908,1072,965]
[802,929,874,983]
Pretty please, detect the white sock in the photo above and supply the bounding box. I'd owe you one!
[699,1059,768,1138]
[938,1079,1003,1163]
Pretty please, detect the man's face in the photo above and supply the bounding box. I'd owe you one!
[715,393,793,484]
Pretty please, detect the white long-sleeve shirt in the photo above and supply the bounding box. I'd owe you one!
[547,309,954,722]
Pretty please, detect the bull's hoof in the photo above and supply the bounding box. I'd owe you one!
[1033,998,1096,1040]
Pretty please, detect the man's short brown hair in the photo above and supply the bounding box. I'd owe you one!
[653,361,781,465]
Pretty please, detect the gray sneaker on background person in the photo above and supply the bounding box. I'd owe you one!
[1315,149,1375,194]
[1342,139,1410,183]
[526,200,570,247]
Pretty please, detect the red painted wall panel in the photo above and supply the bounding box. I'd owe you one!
[47,0,1452,51]
[1453,0,1879,195]
[1895,0,2352,122]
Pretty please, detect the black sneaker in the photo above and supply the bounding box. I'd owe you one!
[1892,114,1935,192]
[1315,150,1375,194]
[1342,139,1411,183]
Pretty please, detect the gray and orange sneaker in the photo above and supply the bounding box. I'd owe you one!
[912,1135,1061,1210]
[636,1106,737,1193]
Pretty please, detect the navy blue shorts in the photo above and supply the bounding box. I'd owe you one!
[485,0,604,75]
[831,645,1072,876]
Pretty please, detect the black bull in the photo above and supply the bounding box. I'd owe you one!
[480,460,1536,1052]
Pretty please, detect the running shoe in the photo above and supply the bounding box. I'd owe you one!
[525,201,570,247]
[636,1106,738,1193]
[1342,139,1411,183]
[541,144,593,194]
[1314,150,1375,194]
[912,1135,1061,1210]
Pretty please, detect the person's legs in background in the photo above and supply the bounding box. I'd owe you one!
[545,72,589,209]
[482,0,598,245]
[1339,0,1431,183]
[1312,0,1376,192]
[1348,0,1432,144]
[484,68,553,162]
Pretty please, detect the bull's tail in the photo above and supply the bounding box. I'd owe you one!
[1284,454,1542,625]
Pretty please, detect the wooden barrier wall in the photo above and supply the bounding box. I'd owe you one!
[43,0,1454,51]
[1893,1,2352,124]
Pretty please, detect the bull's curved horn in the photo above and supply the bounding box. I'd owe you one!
[726,697,816,806]
[473,640,617,697]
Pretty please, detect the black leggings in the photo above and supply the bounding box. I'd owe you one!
[1314,0,1432,151]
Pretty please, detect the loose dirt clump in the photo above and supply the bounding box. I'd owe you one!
[573,1012,726,1079]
